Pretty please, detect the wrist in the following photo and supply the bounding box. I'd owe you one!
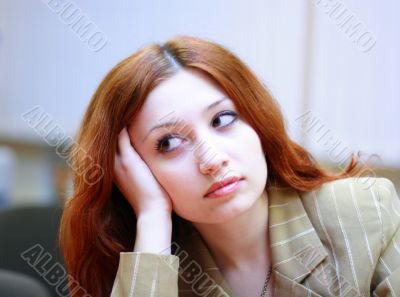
[137,210,172,224]
[134,211,173,254]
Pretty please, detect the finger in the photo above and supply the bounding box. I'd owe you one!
[120,128,144,165]
[118,127,133,156]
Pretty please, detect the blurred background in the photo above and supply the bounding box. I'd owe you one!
[0,0,399,295]
[1,0,399,207]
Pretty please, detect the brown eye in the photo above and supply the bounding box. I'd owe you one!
[154,134,185,153]
[212,111,238,128]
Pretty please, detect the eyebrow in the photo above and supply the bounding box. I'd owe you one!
[142,97,229,141]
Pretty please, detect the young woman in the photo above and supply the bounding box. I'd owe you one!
[59,36,400,297]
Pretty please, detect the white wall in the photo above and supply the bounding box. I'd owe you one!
[302,0,400,167]
[0,0,306,142]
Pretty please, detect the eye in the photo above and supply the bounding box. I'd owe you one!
[212,110,238,128]
[154,133,186,153]
[154,110,238,154]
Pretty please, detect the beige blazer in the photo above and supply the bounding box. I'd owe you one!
[111,177,400,297]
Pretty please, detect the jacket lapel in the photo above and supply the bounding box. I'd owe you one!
[174,186,328,297]
[268,186,328,296]
[273,271,324,297]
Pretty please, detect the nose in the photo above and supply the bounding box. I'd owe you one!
[194,141,230,176]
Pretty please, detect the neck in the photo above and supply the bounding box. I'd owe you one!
[192,190,270,271]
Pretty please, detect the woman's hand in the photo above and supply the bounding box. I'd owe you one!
[114,127,173,217]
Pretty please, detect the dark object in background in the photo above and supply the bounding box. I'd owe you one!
[0,206,68,297]
[0,269,51,297]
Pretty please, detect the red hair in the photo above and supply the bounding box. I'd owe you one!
[59,35,369,297]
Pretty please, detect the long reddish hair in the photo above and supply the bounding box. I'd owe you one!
[59,35,368,297]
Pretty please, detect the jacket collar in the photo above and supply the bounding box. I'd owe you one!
[174,186,327,296]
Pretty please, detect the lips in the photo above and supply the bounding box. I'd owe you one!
[205,176,243,197]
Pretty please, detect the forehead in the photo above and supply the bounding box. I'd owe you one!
[133,69,230,126]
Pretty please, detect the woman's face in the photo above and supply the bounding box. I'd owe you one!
[129,68,268,224]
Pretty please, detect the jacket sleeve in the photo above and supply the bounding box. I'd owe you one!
[110,252,180,297]
[371,178,400,297]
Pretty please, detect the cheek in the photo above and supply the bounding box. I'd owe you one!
[153,164,201,212]
[149,164,190,198]
[240,126,264,155]
[242,128,268,176]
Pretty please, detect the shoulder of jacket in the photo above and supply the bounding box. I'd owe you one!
[316,176,394,195]
[302,177,397,209]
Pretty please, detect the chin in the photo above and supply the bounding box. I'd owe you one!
[202,205,254,224]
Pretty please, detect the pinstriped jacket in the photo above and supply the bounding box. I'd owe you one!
[111,177,400,297]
